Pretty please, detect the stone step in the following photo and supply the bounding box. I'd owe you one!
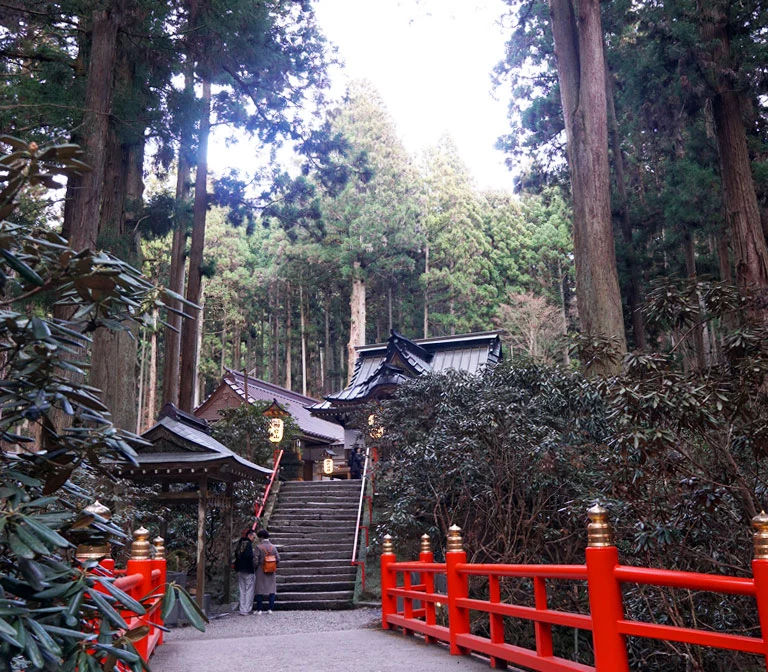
[277,558,355,569]
[274,598,354,611]
[279,486,360,495]
[271,542,355,554]
[269,518,357,528]
[276,579,354,593]
[270,506,357,522]
[268,531,355,542]
[276,565,357,578]
[277,491,360,503]
[278,549,354,561]
[277,590,354,604]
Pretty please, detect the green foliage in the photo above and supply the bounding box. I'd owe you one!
[375,278,768,669]
[0,138,203,672]
[209,401,300,468]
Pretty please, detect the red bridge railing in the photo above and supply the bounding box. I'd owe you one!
[380,506,768,671]
[89,527,167,666]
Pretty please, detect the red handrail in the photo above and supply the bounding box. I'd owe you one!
[381,520,768,671]
[254,448,283,523]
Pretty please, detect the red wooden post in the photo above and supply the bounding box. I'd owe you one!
[446,524,470,656]
[381,534,397,630]
[585,505,630,672]
[533,576,553,658]
[420,534,437,644]
[126,527,153,661]
[152,536,167,646]
[489,574,507,669]
[403,569,414,635]
[751,512,768,671]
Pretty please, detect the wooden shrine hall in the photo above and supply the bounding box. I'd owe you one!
[114,402,273,607]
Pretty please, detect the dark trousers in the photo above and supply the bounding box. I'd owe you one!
[256,593,276,611]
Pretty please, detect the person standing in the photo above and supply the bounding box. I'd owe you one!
[234,529,256,615]
[253,529,280,614]
[348,447,363,479]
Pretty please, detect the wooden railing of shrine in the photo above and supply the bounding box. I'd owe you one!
[380,506,768,671]
[254,448,284,523]
[92,528,167,666]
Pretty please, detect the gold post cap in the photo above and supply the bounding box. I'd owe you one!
[587,503,614,547]
[75,543,110,562]
[153,536,166,560]
[420,533,432,554]
[131,526,151,560]
[84,500,112,520]
[752,511,768,559]
[382,534,394,555]
[446,524,464,553]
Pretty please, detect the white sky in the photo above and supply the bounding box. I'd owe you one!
[313,0,513,190]
[208,0,514,191]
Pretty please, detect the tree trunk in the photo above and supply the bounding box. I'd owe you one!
[324,298,331,394]
[605,53,646,350]
[162,71,193,407]
[701,4,768,303]
[558,259,571,367]
[62,6,120,251]
[347,262,366,384]
[300,284,307,397]
[285,283,292,391]
[179,78,211,412]
[683,233,707,371]
[146,310,158,429]
[548,0,627,373]
[423,244,429,339]
[89,50,144,430]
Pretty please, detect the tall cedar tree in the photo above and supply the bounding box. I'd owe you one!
[548,0,626,372]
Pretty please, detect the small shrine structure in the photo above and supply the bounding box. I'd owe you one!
[114,402,272,607]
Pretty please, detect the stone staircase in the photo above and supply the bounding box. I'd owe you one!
[268,479,362,610]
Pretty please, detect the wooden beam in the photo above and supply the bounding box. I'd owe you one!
[222,482,234,608]
[196,476,208,609]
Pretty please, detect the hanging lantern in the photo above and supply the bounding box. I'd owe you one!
[323,458,334,475]
[268,417,284,443]
[368,413,384,439]
[263,398,288,444]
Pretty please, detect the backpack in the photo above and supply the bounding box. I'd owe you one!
[260,543,277,574]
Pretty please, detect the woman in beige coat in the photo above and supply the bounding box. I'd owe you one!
[253,529,280,613]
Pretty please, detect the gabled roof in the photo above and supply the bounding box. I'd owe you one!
[195,370,344,445]
[310,330,503,424]
[115,403,273,483]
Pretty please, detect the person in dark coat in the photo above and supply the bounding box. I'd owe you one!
[253,529,280,613]
[348,447,363,479]
[233,529,256,615]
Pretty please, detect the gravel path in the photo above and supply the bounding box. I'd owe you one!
[151,608,491,671]
[164,606,381,642]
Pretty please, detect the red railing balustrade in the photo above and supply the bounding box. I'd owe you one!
[88,527,168,666]
[380,506,768,671]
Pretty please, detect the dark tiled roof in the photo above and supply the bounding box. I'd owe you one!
[133,409,273,480]
[310,330,502,422]
[213,370,344,444]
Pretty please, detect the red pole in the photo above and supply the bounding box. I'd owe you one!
[489,574,507,669]
[751,512,768,670]
[585,505,629,672]
[445,525,469,656]
[419,535,436,644]
[381,534,397,630]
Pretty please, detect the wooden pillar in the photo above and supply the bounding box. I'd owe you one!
[222,481,234,606]
[196,475,208,609]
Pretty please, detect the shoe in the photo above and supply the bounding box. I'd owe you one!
[267,610,273,615]
[255,610,262,615]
